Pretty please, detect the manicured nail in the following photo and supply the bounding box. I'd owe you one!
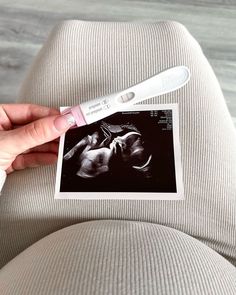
[54,114,75,131]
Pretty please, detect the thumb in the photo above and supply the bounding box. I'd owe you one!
[7,113,75,155]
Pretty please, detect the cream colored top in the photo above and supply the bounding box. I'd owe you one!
[0,169,6,194]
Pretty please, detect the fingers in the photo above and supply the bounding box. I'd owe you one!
[7,153,58,173]
[23,141,59,154]
[0,104,60,126]
[5,113,75,155]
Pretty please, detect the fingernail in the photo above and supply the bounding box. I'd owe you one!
[54,114,75,131]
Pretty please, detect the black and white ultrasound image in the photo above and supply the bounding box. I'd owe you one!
[60,109,177,193]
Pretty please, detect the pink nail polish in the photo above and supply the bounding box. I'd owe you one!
[54,114,76,131]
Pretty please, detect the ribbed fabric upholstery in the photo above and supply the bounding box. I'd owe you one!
[0,220,236,294]
[0,20,235,273]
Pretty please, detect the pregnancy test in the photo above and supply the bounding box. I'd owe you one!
[64,66,190,127]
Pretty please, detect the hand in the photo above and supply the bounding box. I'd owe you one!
[0,104,75,173]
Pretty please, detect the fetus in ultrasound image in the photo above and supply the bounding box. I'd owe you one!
[64,120,152,179]
[60,110,177,193]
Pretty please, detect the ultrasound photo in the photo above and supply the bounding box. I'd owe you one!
[55,104,184,200]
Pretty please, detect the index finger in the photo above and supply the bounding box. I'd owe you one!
[0,104,60,125]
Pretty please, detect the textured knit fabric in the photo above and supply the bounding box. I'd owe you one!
[0,21,236,271]
[0,220,236,295]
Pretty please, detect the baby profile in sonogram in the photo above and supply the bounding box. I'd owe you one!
[63,121,152,179]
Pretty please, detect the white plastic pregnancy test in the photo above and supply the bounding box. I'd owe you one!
[64,66,190,127]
